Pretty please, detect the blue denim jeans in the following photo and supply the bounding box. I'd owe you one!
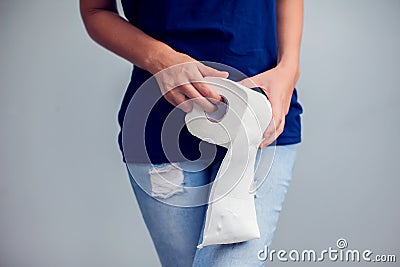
[126,144,297,266]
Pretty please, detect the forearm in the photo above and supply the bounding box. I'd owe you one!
[276,0,303,71]
[80,2,174,74]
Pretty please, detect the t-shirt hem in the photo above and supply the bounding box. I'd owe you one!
[121,136,302,164]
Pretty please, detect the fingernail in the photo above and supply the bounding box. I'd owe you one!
[208,104,218,112]
[209,97,221,104]
[181,106,191,113]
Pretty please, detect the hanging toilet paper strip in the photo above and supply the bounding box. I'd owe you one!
[185,77,272,248]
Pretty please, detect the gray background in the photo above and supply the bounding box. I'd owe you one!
[1,0,399,266]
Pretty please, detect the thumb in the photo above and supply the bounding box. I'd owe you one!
[198,64,229,78]
[238,77,258,89]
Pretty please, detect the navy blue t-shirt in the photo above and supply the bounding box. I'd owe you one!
[118,0,303,163]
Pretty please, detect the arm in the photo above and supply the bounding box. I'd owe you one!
[80,0,227,112]
[276,0,303,77]
[240,0,304,148]
[80,0,170,74]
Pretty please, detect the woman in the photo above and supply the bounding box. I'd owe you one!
[80,0,303,266]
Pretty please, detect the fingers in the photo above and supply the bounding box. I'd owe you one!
[158,62,230,113]
[163,83,219,113]
[198,64,229,78]
[163,90,193,113]
[195,64,229,103]
[192,81,222,102]
[191,66,225,109]
[238,77,258,89]
[181,83,218,113]
[259,114,285,149]
[238,76,270,97]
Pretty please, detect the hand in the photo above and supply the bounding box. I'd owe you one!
[150,51,229,113]
[239,64,300,149]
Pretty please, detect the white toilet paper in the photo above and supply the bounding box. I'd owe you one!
[185,77,272,248]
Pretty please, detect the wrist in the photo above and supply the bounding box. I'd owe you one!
[276,59,300,80]
[143,43,177,75]
[277,55,299,69]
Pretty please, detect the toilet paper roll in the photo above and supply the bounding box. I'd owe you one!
[185,77,272,248]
